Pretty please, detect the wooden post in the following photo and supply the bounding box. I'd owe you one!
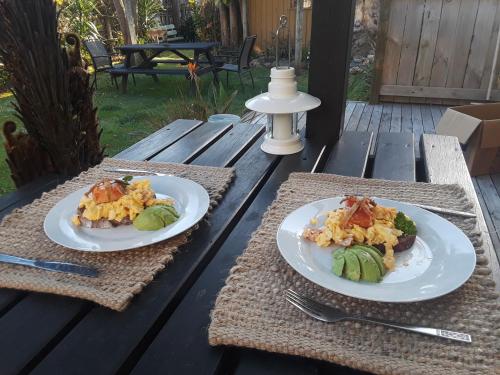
[294,0,304,72]
[370,0,391,104]
[306,0,356,145]
[241,0,248,39]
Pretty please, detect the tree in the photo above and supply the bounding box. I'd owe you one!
[218,1,230,47]
[113,0,138,44]
[171,0,182,26]
[0,0,103,184]
[228,0,239,47]
[294,0,304,72]
[240,0,248,39]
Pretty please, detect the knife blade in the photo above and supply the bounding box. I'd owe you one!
[0,253,99,278]
[345,194,476,218]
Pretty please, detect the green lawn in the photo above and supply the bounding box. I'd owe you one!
[0,65,369,196]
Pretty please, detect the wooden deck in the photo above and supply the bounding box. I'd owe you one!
[242,101,500,264]
[242,101,447,158]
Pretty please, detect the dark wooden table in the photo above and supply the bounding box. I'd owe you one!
[116,42,220,93]
[0,119,497,375]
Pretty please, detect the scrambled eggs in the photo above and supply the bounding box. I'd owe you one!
[75,180,173,224]
[311,205,402,270]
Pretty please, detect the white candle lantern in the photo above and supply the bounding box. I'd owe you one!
[245,16,321,155]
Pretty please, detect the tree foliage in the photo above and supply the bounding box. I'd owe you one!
[0,0,103,183]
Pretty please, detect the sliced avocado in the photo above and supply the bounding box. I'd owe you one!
[332,249,346,277]
[355,245,386,276]
[343,250,361,281]
[158,205,180,218]
[351,248,381,283]
[355,244,384,258]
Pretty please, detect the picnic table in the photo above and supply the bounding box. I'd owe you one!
[0,119,498,374]
[116,42,220,93]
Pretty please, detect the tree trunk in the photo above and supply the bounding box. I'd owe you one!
[102,16,113,41]
[240,0,248,39]
[171,0,182,26]
[218,2,230,47]
[294,0,304,72]
[112,0,137,44]
[229,0,239,47]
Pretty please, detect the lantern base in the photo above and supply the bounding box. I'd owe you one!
[260,134,304,155]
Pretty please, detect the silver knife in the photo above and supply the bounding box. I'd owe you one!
[0,253,99,278]
[346,194,476,218]
[103,168,169,177]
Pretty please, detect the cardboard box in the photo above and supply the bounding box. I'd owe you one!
[436,103,500,176]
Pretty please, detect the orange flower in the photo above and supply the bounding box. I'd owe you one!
[187,62,198,79]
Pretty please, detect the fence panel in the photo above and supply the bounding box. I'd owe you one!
[247,0,312,53]
[373,0,500,103]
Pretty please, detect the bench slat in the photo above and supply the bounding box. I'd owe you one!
[421,134,500,289]
[372,132,416,181]
[322,131,373,177]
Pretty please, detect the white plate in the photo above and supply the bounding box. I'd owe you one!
[44,175,210,252]
[276,197,476,303]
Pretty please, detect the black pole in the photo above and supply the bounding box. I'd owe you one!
[306,0,355,145]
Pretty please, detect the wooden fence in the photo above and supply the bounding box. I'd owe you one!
[247,0,313,53]
[372,0,500,103]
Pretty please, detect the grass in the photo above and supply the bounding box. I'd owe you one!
[0,64,368,196]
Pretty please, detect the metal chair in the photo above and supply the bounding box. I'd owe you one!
[83,39,135,89]
[217,35,257,89]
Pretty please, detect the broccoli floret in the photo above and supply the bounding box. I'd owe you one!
[394,211,417,235]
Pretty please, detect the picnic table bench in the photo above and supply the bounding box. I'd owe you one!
[0,119,498,374]
[116,42,220,93]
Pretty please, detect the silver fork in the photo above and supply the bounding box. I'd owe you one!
[285,289,472,343]
[103,168,169,176]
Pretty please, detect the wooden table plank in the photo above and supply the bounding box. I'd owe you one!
[0,174,62,220]
[323,132,373,177]
[234,350,320,375]
[30,133,280,375]
[192,123,265,167]
[372,132,416,181]
[0,294,87,375]
[129,140,325,375]
[150,121,233,163]
[421,134,500,290]
[113,119,203,161]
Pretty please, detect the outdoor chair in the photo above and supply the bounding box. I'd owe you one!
[83,39,135,89]
[216,35,257,89]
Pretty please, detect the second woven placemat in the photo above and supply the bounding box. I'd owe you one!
[0,158,234,311]
[209,173,500,375]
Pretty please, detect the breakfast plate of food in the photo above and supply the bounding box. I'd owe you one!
[44,175,209,252]
[276,196,476,302]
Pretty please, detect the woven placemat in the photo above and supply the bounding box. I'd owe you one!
[0,158,234,311]
[209,173,500,375]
